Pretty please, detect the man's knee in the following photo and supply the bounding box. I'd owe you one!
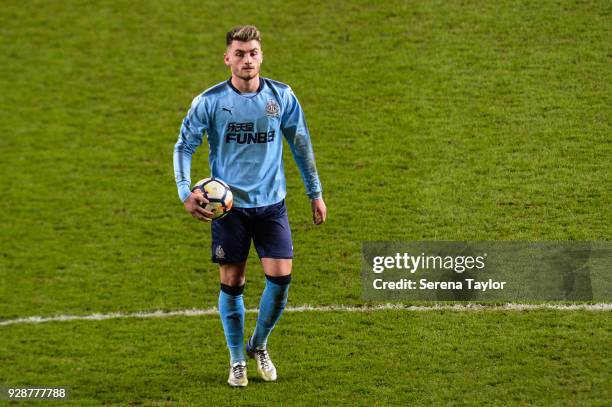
[261,258,292,277]
[220,261,247,286]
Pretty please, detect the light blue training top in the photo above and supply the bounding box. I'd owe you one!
[173,77,322,208]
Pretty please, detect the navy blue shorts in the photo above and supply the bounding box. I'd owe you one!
[211,199,293,264]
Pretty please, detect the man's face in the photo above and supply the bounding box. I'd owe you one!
[224,40,263,81]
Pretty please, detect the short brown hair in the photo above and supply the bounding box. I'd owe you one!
[226,25,261,46]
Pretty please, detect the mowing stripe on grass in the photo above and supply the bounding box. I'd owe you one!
[1,303,610,326]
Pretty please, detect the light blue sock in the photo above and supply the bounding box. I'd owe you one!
[218,285,245,363]
[251,274,291,349]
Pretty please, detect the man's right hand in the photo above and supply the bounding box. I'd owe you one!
[184,189,215,222]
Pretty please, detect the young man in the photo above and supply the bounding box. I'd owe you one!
[173,25,327,387]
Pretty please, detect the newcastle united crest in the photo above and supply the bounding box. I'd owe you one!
[265,100,280,118]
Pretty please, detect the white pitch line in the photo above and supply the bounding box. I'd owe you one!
[1,303,610,327]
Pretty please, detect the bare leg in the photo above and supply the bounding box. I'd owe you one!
[261,258,292,277]
[220,261,247,286]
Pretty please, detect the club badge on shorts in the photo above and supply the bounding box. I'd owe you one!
[215,245,225,259]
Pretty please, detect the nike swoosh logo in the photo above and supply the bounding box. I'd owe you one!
[222,107,232,114]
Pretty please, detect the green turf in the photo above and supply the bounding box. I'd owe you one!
[1,311,610,406]
[0,0,610,404]
[1,0,610,317]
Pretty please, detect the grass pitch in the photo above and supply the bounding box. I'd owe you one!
[2,310,610,406]
[0,0,610,405]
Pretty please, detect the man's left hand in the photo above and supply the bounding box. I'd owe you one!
[311,198,327,225]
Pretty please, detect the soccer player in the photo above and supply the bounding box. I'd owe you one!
[173,25,326,387]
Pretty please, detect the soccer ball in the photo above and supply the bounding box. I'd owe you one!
[191,177,233,220]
